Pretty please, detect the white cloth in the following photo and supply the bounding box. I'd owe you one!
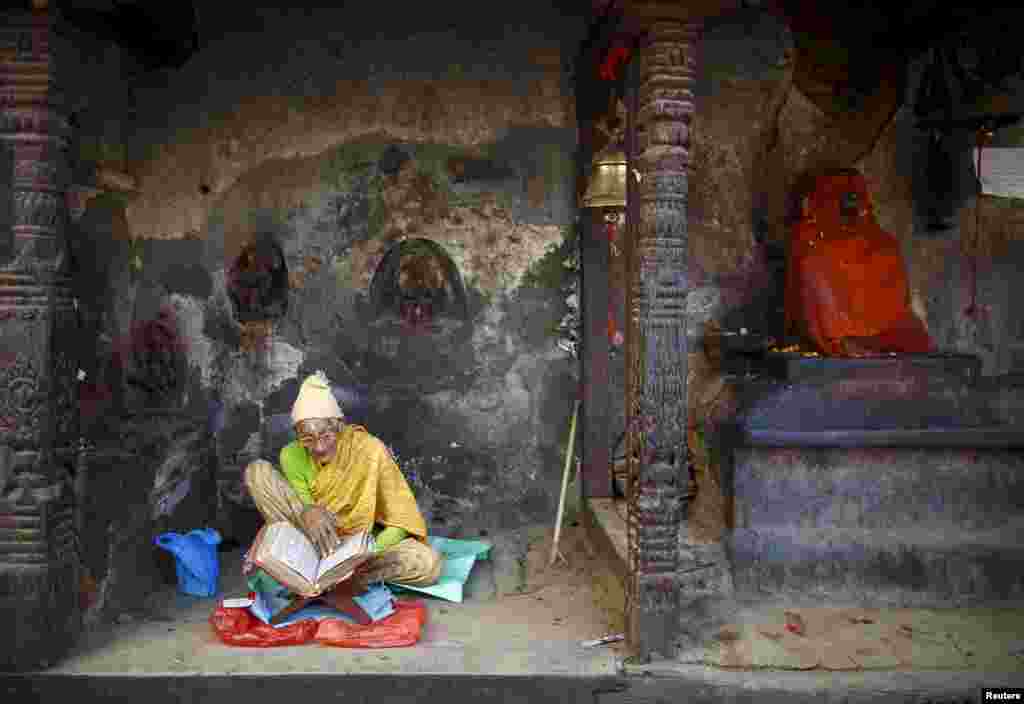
[291,371,344,424]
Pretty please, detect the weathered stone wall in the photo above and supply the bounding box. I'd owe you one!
[55,20,140,175]
[71,3,587,550]
[123,5,578,245]
[78,414,218,625]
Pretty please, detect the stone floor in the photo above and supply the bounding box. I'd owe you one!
[588,498,1024,674]
[44,526,626,678]
[690,604,1024,671]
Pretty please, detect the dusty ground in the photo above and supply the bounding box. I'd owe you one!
[703,605,1024,672]
[428,522,629,655]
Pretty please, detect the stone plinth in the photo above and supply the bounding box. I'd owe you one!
[731,353,997,434]
[729,445,1024,607]
[752,352,981,386]
[719,351,1024,608]
[0,471,80,671]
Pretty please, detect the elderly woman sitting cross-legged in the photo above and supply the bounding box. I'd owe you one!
[243,371,442,622]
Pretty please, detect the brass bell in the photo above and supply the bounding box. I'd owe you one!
[581,146,627,209]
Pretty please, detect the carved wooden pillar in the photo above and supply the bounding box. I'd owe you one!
[623,5,705,661]
[0,6,81,671]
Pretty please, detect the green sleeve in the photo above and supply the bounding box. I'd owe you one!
[375,526,408,552]
[279,441,315,505]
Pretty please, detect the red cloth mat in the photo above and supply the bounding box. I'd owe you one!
[210,598,428,649]
[315,598,427,648]
[209,605,318,647]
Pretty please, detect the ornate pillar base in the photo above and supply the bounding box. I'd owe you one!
[0,471,80,671]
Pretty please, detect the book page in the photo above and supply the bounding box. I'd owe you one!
[315,531,368,581]
[263,522,320,585]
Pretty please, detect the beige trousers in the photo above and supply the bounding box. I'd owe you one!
[244,459,442,588]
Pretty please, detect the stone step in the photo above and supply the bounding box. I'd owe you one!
[732,446,1024,533]
[752,352,982,386]
[6,668,1014,704]
[0,673,613,704]
[730,525,1024,606]
[743,386,1001,433]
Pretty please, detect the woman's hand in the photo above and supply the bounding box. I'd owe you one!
[299,505,339,557]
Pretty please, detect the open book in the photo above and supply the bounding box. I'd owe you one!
[250,521,373,598]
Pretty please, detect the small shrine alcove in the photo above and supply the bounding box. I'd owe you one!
[226,237,289,324]
[364,238,473,388]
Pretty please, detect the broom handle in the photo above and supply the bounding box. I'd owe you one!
[550,400,580,566]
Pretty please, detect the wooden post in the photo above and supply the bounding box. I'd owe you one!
[580,203,613,499]
[625,12,703,662]
[576,37,616,500]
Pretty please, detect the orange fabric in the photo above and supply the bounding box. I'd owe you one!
[209,598,428,649]
[314,598,427,648]
[784,171,934,356]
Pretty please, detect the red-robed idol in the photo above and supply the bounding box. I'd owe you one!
[784,170,934,357]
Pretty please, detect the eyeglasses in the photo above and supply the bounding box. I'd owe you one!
[296,418,342,448]
[299,431,336,449]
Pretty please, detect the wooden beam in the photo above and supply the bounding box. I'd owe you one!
[621,0,739,24]
[580,200,613,500]
[576,8,627,502]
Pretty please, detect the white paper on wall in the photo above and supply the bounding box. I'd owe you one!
[975,147,1024,199]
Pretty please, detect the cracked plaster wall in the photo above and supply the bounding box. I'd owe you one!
[70,3,588,547]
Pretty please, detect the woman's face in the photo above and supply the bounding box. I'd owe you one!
[297,418,342,463]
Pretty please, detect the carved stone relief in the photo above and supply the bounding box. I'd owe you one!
[119,309,188,410]
[365,238,474,389]
[0,352,45,447]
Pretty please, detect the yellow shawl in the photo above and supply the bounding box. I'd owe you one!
[310,425,427,541]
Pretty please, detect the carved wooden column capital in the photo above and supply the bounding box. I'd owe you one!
[0,7,72,278]
[0,6,76,465]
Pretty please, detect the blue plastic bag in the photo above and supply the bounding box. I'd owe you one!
[155,528,222,597]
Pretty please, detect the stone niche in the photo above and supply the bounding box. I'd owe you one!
[226,236,289,324]
[363,237,474,390]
